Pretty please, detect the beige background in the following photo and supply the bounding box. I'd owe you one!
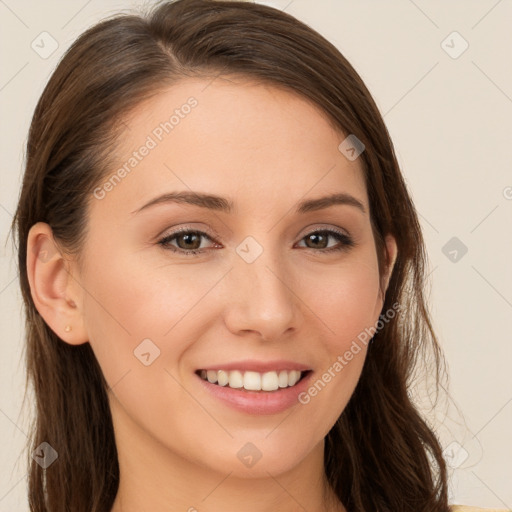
[1,0,511,510]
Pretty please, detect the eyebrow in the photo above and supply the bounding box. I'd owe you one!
[131,191,366,215]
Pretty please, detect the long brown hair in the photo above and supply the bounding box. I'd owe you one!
[12,0,450,510]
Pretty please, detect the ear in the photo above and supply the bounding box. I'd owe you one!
[380,234,398,298]
[26,222,88,345]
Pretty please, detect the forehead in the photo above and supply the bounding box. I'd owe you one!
[95,76,368,218]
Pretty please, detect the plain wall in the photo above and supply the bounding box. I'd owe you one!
[1,0,511,510]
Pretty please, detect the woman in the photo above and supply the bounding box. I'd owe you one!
[11,0,507,511]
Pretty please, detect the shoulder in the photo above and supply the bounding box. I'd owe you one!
[450,506,511,512]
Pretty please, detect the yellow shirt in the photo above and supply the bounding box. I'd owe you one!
[451,506,511,511]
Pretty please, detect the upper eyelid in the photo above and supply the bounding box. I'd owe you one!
[159,227,217,242]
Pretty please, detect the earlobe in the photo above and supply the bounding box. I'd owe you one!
[26,222,88,345]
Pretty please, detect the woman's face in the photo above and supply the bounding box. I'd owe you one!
[72,77,396,478]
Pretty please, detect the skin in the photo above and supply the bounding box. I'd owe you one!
[27,76,397,512]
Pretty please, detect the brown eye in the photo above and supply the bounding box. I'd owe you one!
[174,232,202,250]
[158,229,217,256]
[304,232,329,249]
[298,229,354,253]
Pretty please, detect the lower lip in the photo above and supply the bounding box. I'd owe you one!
[196,371,313,415]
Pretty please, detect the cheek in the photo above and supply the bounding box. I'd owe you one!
[288,256,382,438]
[306,252,383,348]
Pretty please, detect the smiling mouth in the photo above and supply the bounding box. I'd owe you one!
[196,369,311,392]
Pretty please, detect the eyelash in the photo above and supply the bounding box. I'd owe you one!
[157,227,355,256]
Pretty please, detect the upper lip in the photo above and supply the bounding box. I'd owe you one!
[196,360,312,373]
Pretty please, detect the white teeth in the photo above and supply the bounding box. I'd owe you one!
[289,370,301,386]
[217,370,229,386]
[261,371,279,391]
[199,369,305,391]
[228,370,243,389]
[278,370,289,388]
[244,371,261,391]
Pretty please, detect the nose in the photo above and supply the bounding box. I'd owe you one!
[222,250,301,342]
